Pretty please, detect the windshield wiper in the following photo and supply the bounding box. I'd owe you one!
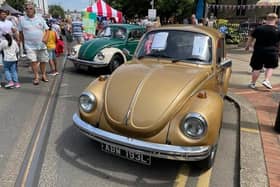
[147,53,171,59]
[172,57,206,63]
[137,53,171,60]
[137,55,146,59]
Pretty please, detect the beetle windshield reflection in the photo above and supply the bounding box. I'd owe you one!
[136,30,212,64]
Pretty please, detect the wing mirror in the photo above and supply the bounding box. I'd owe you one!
[123,48,133,57]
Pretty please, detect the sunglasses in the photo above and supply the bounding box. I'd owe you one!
[25,8,33,10]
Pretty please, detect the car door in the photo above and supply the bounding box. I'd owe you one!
[216,38,232,95]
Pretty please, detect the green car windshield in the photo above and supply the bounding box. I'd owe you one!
[136,30,212,64]
[98,26,127,40]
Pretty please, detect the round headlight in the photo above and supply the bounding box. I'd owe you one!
[181,113,207,139]
[79,92,96,112]
[97,52,105,60]
[71,48,77,56]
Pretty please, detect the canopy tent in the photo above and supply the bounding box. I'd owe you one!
[256,0,280,6]
[86,0,122,23]
[0,2,22,15]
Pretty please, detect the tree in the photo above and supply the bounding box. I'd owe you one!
[6,0,25,12]
[106,0,196,23]
[49,5,65,19]
[107,0,151,19]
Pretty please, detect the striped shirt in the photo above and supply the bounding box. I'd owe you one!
[18,15,49,50]
[71,20,83,37]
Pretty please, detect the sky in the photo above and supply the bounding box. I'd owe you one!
[48,0,91,11]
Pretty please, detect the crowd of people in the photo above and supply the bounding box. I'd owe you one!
[0,2,68,88]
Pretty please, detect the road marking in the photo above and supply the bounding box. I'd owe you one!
[196,168,212,187]
[173,164,189,187]
[240,127,259,134]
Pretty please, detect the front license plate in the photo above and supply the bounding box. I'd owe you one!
[101,143,151,165]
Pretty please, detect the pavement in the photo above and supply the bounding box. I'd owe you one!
[227,46,280,187]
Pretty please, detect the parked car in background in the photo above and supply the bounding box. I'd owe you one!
[73,25,232,169]
[68,24,146,73]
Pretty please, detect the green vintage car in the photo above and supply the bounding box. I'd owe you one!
[68,24,146,73]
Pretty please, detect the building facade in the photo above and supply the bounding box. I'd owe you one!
[33,0,48,15]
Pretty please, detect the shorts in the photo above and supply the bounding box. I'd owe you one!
[48,49,56,60]
[250,53,278,70]
[73,36,84,44]
[26,49,49,63]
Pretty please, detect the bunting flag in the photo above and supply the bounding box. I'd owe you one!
[207,4,277,10]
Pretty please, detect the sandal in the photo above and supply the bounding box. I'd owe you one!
[41,77,49,82]
[33,79,39,85]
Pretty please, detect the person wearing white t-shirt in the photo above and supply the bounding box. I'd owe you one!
[0,9,18,67]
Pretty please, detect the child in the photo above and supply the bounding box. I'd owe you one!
[46,23,59,76]
[0,33,20,88]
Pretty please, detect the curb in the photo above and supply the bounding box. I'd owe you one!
[227,92,268,187]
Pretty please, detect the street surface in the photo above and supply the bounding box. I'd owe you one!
[0,55,239,187]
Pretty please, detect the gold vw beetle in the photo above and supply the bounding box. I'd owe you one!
[73,25,232,169]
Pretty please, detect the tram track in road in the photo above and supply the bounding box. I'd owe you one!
[15,55,67,187]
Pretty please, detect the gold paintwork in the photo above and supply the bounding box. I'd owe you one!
[79,26,231,147]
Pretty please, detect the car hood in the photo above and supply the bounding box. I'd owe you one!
[104,61,211,134]
[78,38,123,61]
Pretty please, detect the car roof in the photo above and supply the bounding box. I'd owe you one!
[153,25,223,39]
[107,24,145,30]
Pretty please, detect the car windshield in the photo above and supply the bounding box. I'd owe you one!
[136,30,212,64]
[98,26,127,40]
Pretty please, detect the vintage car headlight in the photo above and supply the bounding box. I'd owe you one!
[71,48,77,56]
[79,92,96,113]
[96,52,105,60]
[181,113,207,139]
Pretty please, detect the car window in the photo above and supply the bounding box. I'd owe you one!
[128,29,145,40]
[136,30,212,64]
[98,26,127,40]
[98,27,112,37]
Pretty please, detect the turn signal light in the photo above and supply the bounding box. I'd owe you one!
[197,91,207,99]
[98,75,108,81]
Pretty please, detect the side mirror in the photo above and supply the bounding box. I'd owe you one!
[123,48,133,57]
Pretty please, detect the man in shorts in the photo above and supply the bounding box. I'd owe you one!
[246,13,280,89]
[18,2,49,85]
[71,17,84,44]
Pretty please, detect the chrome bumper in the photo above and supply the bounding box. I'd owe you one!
[73,113,211,161]
[67,57,107,68]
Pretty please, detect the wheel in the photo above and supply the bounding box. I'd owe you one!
[197,144,218,170]
[108,55,123,73]
[73,63,80,70]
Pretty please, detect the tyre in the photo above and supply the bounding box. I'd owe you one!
[73,63,80,70]
[108,55,123,73]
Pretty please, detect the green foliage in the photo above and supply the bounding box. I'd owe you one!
[6,0,25,12]
[49,5,65,19]
[216,19,243,44]
[106,0,195,22]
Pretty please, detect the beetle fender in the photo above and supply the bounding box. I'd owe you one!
[95,48,127,65]
[168,90,224,146]
[79,76,109,125]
